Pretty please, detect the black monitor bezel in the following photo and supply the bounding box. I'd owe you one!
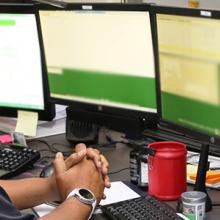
[152,5,220,145]
[0,3,55,121]
[37,3,159,134]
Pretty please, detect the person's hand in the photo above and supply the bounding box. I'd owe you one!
[47,149,87,201]
[75,143,111,188]
[47,143,110,201]
[53,152,105,203]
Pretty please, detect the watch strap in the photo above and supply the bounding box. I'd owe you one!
[67,188,96,220]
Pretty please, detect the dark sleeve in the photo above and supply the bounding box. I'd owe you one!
[0,186,37,220]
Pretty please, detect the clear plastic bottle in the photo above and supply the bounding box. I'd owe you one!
[130,149,140,185]
[137,148,148,189]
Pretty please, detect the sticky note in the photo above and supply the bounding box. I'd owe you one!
[187,164,198,178]
[15,111,38,137]
[0,134,13,144]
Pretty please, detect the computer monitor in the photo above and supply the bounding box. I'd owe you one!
[154,6,220,146]
[38,3,158,140]
[0,4,55,120]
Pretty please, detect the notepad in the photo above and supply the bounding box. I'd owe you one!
[15,111,38,137]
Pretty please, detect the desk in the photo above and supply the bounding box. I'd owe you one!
[28,134,220,220]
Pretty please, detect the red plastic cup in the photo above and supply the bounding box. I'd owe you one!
[148,141,187,200]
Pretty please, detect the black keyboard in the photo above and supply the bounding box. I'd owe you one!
[0,144,40,179]
[101,195,183,220]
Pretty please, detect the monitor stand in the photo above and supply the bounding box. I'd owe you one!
[194,143,212,212]
[65,107,99,145]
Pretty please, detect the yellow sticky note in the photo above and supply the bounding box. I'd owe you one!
[15,111,38,137]
[187,164,198,179]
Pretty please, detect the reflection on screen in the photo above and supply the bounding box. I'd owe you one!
[39,9,157,113]
[157,13,220,137]
[0,14,44,110]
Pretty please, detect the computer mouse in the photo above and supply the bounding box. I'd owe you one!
[40,163,54,178]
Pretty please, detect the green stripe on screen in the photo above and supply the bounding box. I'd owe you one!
[0,20,16,25]
[0,102,43,110]
[161,91,220,136]
[48,68,156,109]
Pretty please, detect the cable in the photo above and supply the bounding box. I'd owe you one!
[38,155,56,162]
[108,167,129,175]
[91,141,118,150]
[27,139,72,156]
[27,139,57,154]
[50,142,73,156]
[27,139,51,148]
[37,149,54,153]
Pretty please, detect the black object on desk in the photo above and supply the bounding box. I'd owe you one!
[0,144,40,179]
[101,195,183,220]
[66,107,99,144]
[194,143,212,212]
[40,163,54,178]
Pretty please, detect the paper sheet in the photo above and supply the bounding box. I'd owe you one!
[34,204,54,217]
[100,181,140,206]
[15,111,38,137]
[187,151,220,188]
[33,104,66,139]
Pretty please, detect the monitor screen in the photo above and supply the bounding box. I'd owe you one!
[38,4,158,134]
[155,6,220,144]
[0,4,55,120]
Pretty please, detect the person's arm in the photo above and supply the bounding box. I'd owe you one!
[0,177,56,209]
[40,197,92,220]
[40,153,104,220]
[0,148,87,209]
[0,144,109,210]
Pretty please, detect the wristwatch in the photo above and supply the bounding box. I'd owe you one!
[67,188,97,219]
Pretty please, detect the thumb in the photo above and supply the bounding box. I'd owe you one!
[53,152,66,176]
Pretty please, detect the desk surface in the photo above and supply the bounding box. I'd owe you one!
[28,134,220,220]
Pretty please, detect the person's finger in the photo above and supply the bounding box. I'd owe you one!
[103,175,111,188]
[53,152,66,175]
[102,194,106,200]
[87,148,102,169]
[92,148,101,155]
[100,154,109,175]
[75,143,87,153]
[87,147,101,156]
[65,149,86,169]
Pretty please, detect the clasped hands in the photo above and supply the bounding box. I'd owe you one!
[47,143,110,205]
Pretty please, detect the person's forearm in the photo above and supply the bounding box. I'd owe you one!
[40,197,92,220]
[0,178,57,209]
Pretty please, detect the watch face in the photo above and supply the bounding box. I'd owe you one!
[79,188,94,200]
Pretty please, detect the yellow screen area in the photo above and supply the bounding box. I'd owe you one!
[158,14,220,105]
[40,10,155,78]
[39,10,157,113]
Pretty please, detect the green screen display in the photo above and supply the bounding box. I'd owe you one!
[157,13,220,137]
[39,9,157,114]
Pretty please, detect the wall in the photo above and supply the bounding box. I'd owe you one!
[61,0,123,2]
[138,0,220,9]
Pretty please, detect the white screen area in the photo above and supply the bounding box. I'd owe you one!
[39,10,157,113]
[0,14,44,110]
